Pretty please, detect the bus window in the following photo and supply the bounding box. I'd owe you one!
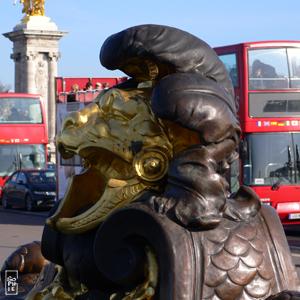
[293,134,300,183]
[0,144,46,176]
[242,133,300,186]
[0,98,42,124]
[248,49,289,90]
[288,48,300,88]
[249,92,300,117]
[229,158,240,193]
[28,102,42,123]
[218,53,238,87]
[19,145,46,169]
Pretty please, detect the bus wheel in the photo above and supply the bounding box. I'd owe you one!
[25,195,35,211]
[2,194,10,209]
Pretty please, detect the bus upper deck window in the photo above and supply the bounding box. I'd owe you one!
[248,49,289,90]
[218,53,238,87]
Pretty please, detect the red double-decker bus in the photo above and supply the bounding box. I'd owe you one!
[214,41,300,225]
[0,93,48,197]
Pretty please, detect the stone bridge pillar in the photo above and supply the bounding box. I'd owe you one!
[3,16,67,161]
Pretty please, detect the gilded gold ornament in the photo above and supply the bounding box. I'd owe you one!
[49,87,175,234]
[133,148,169,182]
[19,0,45,23]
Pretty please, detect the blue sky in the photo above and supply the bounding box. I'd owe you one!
[1,0,300,89]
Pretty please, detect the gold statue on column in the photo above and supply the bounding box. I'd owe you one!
[20,0,45,23]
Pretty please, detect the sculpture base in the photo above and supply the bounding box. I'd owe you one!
[13,16,58,31]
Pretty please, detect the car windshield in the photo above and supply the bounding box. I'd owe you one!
[27,171,56,184]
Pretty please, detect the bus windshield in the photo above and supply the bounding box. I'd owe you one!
[0,97,42,124]
[0,144,46,177]
[248,48,300,90]
[243,133,300,186]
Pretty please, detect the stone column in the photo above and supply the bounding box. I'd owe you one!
[26,51,38,93]
[11,52,22,92]
[48,52,59,154]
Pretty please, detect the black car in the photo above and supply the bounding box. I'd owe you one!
[1,169,56,211]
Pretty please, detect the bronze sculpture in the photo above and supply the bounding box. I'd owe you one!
[19,0,45,23]
[1,24,300,299]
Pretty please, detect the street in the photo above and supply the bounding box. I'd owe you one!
[0,208,48,266]
[0,208,300,280]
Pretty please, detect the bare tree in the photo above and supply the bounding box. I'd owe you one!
[0,82,11,92]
